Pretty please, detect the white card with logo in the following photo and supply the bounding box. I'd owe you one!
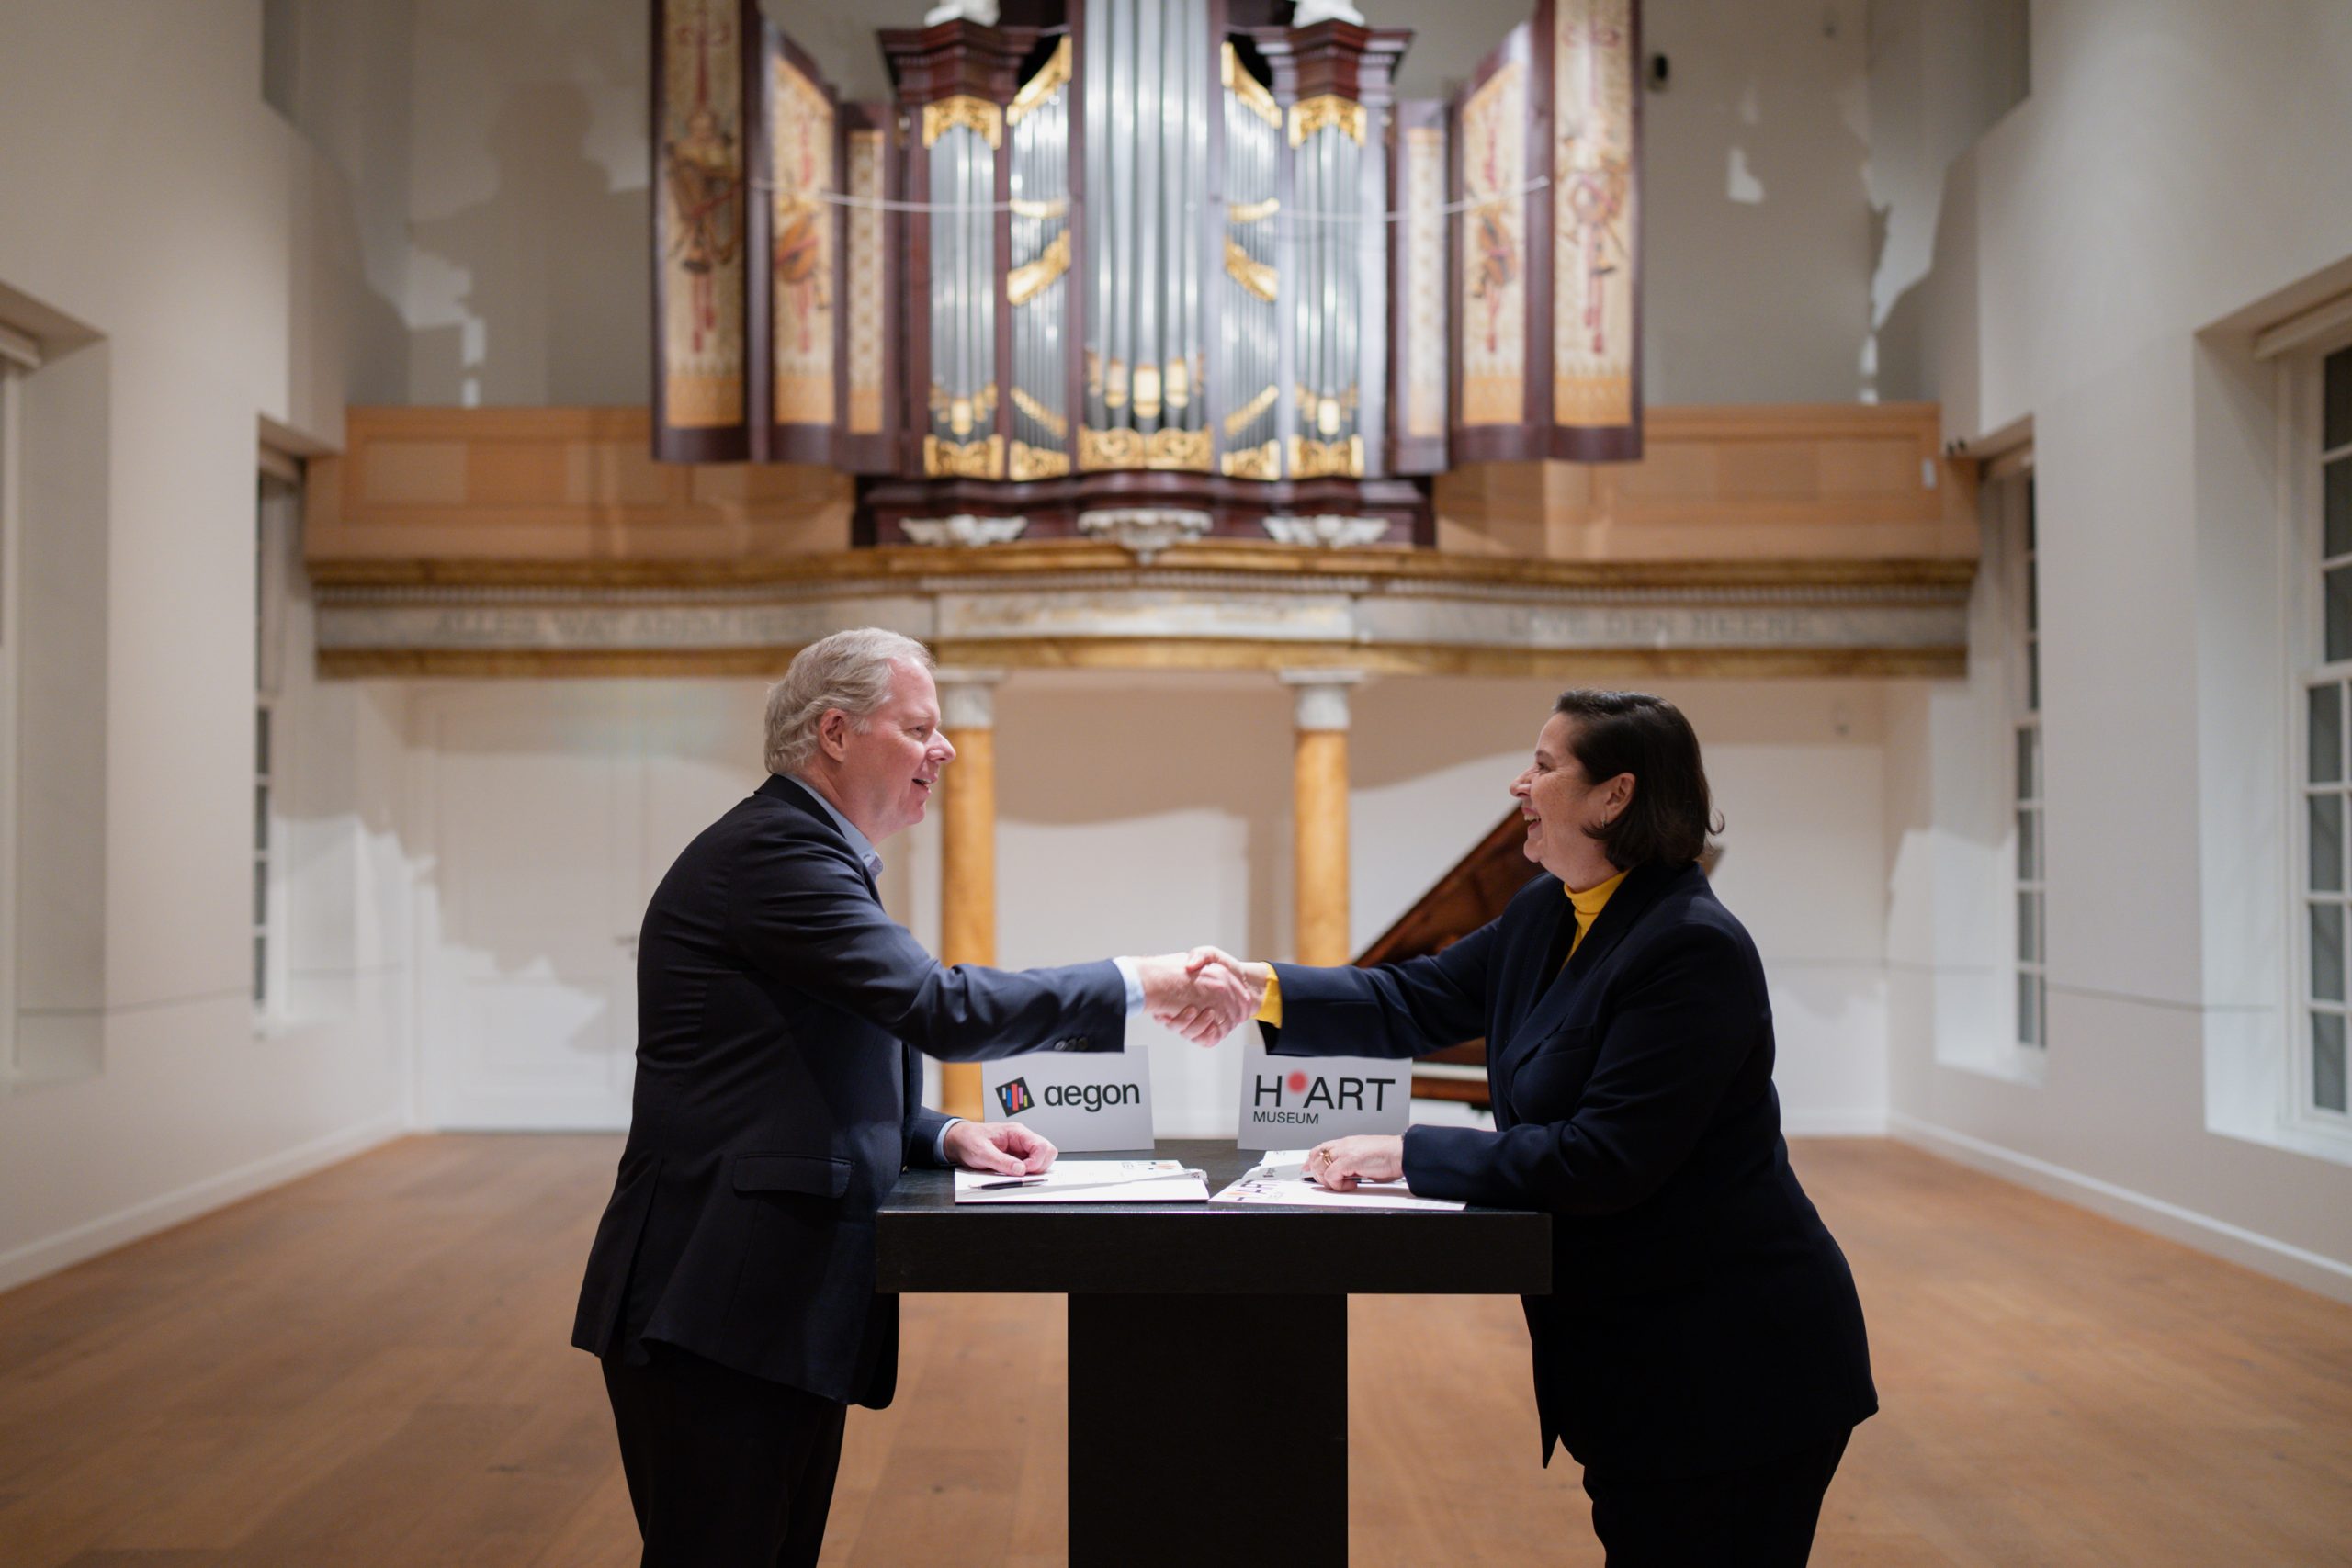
[981,1047,1156,1152]
[1234,1034,1411,1150]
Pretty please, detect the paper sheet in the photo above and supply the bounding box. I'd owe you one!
[952,1158,1210,1204]
[1209,1153,1465,1212]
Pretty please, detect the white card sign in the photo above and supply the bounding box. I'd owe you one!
[1235,1033,1411,1150]
[981,1046,1156,1152]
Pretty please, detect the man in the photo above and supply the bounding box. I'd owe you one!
[571,627,1251,1567]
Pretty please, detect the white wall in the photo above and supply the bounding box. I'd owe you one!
[375,671,1896,1145]
[0,0,413,1290]
[1860,0,2027,402]
[404,0,648,406]
[1638,0,1878,405]
[1900,0,2352,1298]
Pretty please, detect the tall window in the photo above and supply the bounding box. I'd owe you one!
[2013,475,2045,1049]
[2302,345,2352,1119]
[254,465,296,1013]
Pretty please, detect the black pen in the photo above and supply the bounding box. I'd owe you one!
[972,1168,1207,1193]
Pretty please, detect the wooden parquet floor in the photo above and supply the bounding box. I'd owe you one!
[2,1134,2348,1566]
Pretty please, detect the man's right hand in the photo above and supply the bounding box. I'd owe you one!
[1170,947,1269,1039]
[1133,951,1258,1044]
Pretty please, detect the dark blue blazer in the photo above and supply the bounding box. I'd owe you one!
[1267,860,1876,1479]
[572,774,1126,1405]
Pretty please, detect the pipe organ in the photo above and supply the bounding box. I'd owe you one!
[651,0,1643,546]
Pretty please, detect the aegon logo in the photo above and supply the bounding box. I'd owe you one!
[996,1078,1035,1115]
[1039,1081,1141,1114]
[1250,1068,1397,1122]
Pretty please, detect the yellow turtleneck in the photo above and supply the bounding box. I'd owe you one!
[1251,866,1630,1026]
[1566,867,1629,961]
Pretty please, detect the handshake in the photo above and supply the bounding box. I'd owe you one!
[1133,947,1268,1045]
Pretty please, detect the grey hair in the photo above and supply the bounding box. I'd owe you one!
[764,628,935,776]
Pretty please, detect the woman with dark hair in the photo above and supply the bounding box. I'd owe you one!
[1188,689,1875,1566]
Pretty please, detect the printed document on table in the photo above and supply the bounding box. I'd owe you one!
[952,1158,1210,1204]
[1209,1153,1465,1212]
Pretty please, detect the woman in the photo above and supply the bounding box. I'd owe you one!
[1193,689,1875,1566]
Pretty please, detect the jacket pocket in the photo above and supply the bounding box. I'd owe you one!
[1519,1022,1599,1064]
[1510,1026,1605,1121]
[731,1152,852,1198]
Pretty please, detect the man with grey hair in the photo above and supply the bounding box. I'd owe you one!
[573,626,1252,1568]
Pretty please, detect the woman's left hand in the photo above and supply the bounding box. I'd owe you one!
[1305,1134,1405,1190]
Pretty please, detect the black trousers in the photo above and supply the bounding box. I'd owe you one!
[1580,1428,1851,1568]
[601,1346,848,1568]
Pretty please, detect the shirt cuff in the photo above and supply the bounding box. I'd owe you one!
[1112,955,1146,1014]
[933,1116,962,1164]
[1255,965,1282,1026]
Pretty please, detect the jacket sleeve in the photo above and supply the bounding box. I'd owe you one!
[1255,914,1500,1060]
[730,827,1127,1061]
[905,1105,956,1168]
[1399,922,1763,1213]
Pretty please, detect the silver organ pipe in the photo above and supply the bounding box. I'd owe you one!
[1080,0,1212,471]
[1083,10,1109,436]
[921,89,1005,479]
[1105,0,1133,433]
[1010,39,1073,479]
[1218,43,1280,478]
[1357,97,1390,468]
[1134,0,1160,435]
[1286,92,1370,478]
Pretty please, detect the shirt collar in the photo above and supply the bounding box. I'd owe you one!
[780,773,884,881]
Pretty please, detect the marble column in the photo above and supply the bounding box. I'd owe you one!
[935,668,1005,1122]
[1281,671,1363,967]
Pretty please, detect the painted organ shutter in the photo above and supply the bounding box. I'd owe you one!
[1449,0,1642,466]
[652,0,756,461]
[756,25,842,464]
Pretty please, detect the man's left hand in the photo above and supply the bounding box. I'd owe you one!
[944,1119,1057,1176]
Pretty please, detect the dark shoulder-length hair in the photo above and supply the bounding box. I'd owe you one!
[1553,689,1722,869]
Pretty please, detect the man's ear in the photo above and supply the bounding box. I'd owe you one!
[818,707,852,761]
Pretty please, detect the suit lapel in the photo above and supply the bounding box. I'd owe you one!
[1558,861,1683,989]
[1494,862,1689,1084]
[759,774,882,900]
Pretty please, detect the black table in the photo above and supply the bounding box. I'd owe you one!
[876,1138,1550,1567]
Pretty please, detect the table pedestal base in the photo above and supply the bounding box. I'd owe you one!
[1068,1292,1347,1568]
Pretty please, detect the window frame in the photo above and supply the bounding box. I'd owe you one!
[253,461,299,1023]
[0,328,32,1080]
[2292,331,2352,1134]
[2009,469,2047,1051]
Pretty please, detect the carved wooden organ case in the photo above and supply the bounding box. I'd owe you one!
[650,0,1643,546]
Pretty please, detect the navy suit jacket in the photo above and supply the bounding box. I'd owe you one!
[572,773,1127,1405]
[1266,860,1876,1479]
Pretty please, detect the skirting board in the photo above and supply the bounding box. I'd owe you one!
[1889,1111,2352,1305]
[0,1112,408,1294]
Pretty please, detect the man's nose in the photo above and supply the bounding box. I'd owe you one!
[935,733,957,765]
